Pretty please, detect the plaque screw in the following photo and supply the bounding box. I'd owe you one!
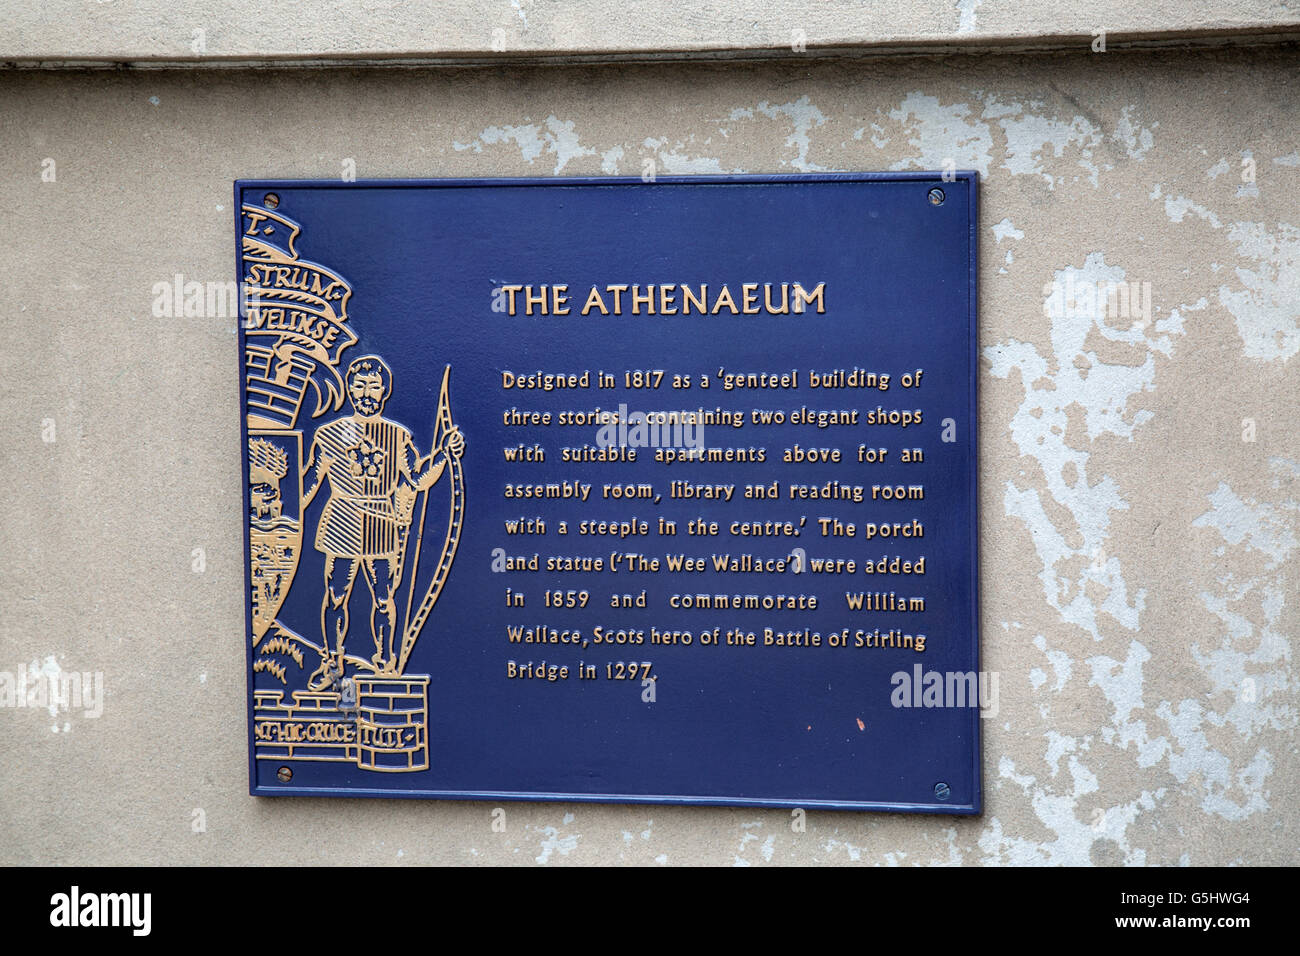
[264,192,280,210]
[928,187,945,206]
[934,782,950,801]
[277,766,293,783]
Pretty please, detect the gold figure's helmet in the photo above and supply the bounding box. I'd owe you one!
[249,438,289,519]
[345,355,393,418]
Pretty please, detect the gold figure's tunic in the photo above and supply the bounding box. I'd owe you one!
[313,417,416,559]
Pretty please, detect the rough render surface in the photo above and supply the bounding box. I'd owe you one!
[0,48,1297,864]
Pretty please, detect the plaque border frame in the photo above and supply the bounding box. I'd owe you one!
[235,171,982,814]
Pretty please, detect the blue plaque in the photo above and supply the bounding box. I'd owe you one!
[237,173,981,812]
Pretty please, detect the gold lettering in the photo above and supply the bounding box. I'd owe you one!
[793,282,826,314]
[764,282,789,314]
[552,284,570,315]
[711,286,738,314]
[524,285,548,315]
[501,284,523,315]
[659,284,677,314]
[630,284,655,314]
[581,286,609,315]
[605,284,628,313]
[681,284,707,314]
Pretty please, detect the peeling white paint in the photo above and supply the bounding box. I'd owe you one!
[994,103,1102,188]
[956,0,983,34]
[459,116,595,174]
[887,92,992,177]
[1193,481,1299,567]
[1163,194,1223,228]
[1113,106,1156,161]
[969,240,1284,857]
[755,97,827,172]
[735,820,771,865]
[600,145,624,175]
[927,827,966,865]
[992,217,1024,243]
[980,759,1162,864]
[643,137,727,174]
[1070,472,1299,824]
[1154,177,1297,361]
[884,92,1125,188]
[985,252,1165,641]
[1042,730,1077,776]
[1195,587,1292,739]
[1217,221,1300,362]
[1157,699,1271,822]
[1089,640,1158,759]
[530,824,579,864]
[822,837,863,862]
[1033,633,1073,691]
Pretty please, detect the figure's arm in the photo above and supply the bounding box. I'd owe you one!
[407,427,463,492]
[407,442,446,493]
[302,437,326,507]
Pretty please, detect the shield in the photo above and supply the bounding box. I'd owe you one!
[247,428,304,644]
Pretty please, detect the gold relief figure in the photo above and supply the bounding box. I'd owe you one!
[302,355,465,690]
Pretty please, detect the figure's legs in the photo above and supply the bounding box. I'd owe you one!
[361,557,397,672]
[310,555,359,690]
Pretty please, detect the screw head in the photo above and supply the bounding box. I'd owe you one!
[264,192,280,210]
[276,766,293,783]
[934,782,951,801]
[928,187,945,206]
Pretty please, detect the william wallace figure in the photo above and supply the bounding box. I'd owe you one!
[301,355,464,690]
